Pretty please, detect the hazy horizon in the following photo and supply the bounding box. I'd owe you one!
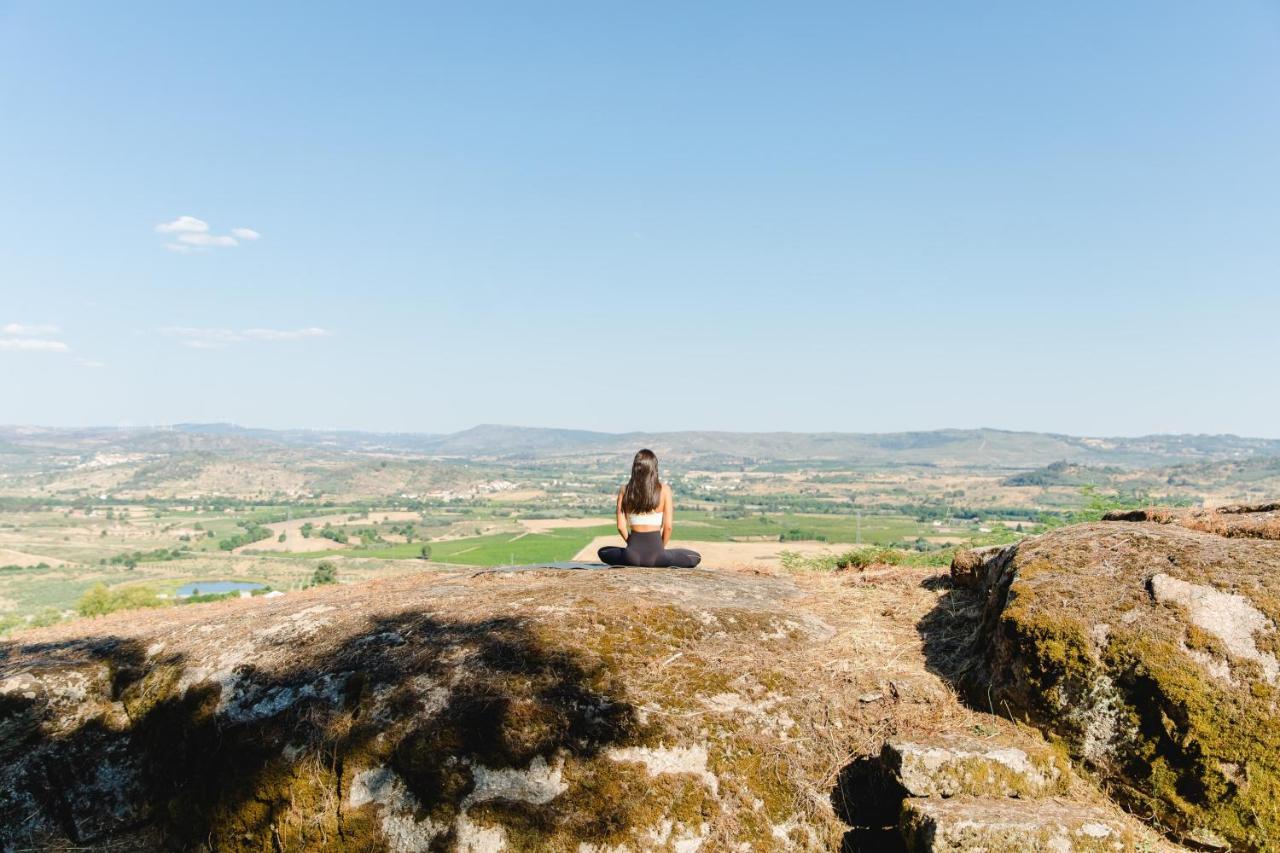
[3,3,1277,436]
[5,420,1280,443]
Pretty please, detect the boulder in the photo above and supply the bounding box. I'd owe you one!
[955,506,1280,849]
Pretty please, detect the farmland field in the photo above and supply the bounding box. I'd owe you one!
[3,421,1270,635]
[292,525,619,565]
[0,493,1035,633]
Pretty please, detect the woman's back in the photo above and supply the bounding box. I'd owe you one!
[599,450,700,568]
[626,506,664,528]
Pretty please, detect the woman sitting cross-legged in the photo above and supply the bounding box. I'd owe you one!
[598,449,701,568]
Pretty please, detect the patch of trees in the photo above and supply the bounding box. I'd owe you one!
[347,527,385,546]
[868,502,1054,524]
[389,523,417,542]
[319,524,348,544]
[218,522,274,551]
[1,563,52,572]
[103,548,188,569]
[180,586,272,605]
[700,495,851,515]
[779,529,828,542]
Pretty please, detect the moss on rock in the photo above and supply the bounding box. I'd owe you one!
[0,566,850,850]
[959,513,1280,850]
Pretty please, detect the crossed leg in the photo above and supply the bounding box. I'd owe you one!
[597,544,701,568]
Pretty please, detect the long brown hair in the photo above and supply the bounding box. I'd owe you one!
[622,449,662,515]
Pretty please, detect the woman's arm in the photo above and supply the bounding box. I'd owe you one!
[661,484,674,546]
[615,488,628,542]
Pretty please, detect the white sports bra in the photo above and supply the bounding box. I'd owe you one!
[627,509,664,527]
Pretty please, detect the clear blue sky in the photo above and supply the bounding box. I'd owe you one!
[2,2,1277,436]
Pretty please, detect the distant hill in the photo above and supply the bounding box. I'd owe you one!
[2,423,1279,471]
[1001,461,1125,488]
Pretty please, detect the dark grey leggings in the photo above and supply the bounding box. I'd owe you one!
[598,530,701,568]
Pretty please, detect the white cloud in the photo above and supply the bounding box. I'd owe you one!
[155,216,260,251]
[2,323,61,335]
[161,326,330,348]
[155,215,210,234]
[242,327,330,341]
[176,232,238,248]
[1,327,109,364]
[0,338,70,352]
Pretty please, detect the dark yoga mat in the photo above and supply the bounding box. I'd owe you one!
[485,562,707,572]
[489,561,617,572]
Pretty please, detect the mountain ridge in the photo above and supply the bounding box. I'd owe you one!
[2,423,1279,469]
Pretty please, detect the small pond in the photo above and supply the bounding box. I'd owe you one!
[176,580,266,597]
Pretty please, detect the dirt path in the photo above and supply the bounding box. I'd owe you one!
[0,547,72,567]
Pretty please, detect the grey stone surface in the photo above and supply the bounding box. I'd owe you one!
[901,796,1138,852]
[883,734,1068,799]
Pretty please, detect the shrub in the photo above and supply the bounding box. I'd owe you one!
[311,561,338,586]
[780,545,952,573]
[778,550,833,572]
[320,527,348,544]
[29,608,64,628]
[77,584,112,616]
[834,548,904,570]
[182,591,238,605]
[780,528,828,542]
[77,583,166,617]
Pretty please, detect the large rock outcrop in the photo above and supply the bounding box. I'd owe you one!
[4,564,924,851]
[951,505,1280,850]
[1,555,1194,851]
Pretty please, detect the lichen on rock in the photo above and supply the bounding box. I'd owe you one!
[900,796,1141,852]
[953,506,1280,850]
[0,566,860,851]
[881,734,1070,799]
